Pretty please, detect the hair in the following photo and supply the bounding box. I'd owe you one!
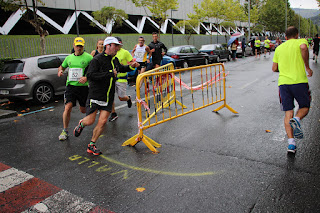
[152,32,158,35]
[139,36,145,40]
[96,39,104,49]
[285,26,299,39]
[316,34,319,37]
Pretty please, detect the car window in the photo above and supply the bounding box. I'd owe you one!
[200,45,215,50]
[180,47,186,53]
[38,56,61,69]
[216,45,222,50]
[190,47,199,53]
[57,55,67,64]
[168,47,180,53]
[0,60,24,73]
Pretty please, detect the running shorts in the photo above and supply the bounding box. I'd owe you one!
[115,81,127,98]
[86,98,113,115]
[64,85,88,107]
[313,48,319,56]
[279,83,311,111]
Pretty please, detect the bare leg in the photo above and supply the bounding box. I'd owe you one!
[91,110,110,142]
[111,102,116,113]
[79,106,86,114]
[255,49,257,58]
[295,107,309,120]
[63,102,73,130]
[284,110,294,139]
[81,110,98,127]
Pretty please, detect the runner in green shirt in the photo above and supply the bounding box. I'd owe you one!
[264,36,271,57]
[109,37,135,122]
[57,37,93,141]
[254,36,261,58]
[272,26,313,154]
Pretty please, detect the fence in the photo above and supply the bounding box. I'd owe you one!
[122,63,238,153]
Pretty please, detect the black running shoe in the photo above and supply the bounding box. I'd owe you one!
[87,144,102,155]
[74,120,84,137]
[108,112,118,122]
[127,95,132,108]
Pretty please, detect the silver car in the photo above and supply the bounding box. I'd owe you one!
[0,54,68,104]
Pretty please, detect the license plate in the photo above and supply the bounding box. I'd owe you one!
[0,90,9,95]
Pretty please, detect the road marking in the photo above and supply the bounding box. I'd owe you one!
[100,155,217,177]
[0,167,34,192]
[19,106,54,116]
[240,78,259,89]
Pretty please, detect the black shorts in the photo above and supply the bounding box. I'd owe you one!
[152,58,162,66]
[64,85,88,107]
[279,83,311,111]
[255,47,261,52]
[137,62,147,70]
[86,99,113,115]
[313,48,319,56]
[265,47,271,51]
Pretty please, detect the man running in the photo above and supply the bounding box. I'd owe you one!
[132,36,151,74]
[73,37,139,155]
[109,37,135,122]
[272,26,313,154]
[313,34,319,63]
[148,32,167,68]
[58,37,93,141]
[255,36,261,58]
[264,36,271,57]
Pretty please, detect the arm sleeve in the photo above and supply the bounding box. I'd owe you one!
[114,57,132,73]
[61,56,69,68]
[87,59,113,81]
[162,43,168,53]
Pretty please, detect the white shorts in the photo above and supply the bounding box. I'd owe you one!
[115,81,127,98]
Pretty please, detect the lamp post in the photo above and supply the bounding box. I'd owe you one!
[248,0,250,41]
[171,9,178,46]
[285,0,287,31]
[74,0,79,36]
[299,4,301,36]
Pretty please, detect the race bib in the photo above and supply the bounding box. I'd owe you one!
[135,51,144,59]
[68,68,83,81]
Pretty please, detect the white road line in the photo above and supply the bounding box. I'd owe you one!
[0,167,34,192]
[22,190,96,213]
[240,78,259,89]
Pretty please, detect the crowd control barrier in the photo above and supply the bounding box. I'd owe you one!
[122,63,238,153]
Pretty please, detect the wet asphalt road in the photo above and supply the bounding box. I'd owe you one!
[1,51,320,212]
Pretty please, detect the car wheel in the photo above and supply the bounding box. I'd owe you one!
[227,54,231,61]
[204,58,209,65]
[33,83,54,104]
[216,56,220,63]
[183,61,188,68]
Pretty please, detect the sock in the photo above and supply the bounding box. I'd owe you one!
[63,129,68,133]
[90,141,95,145]
[294,117,300,123]
[288,138,295,146]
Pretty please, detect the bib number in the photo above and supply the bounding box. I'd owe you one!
[69,68,82,82]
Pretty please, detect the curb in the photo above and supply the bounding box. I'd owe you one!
[0,109,17,119]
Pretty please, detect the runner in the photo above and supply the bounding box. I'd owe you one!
[275,37,282,48]
[272,26,313,154]
[90,39,104,57]
[241,37,246,58]
[73,37,139,155]
[58,37,93,141]
[264,36,271,57]
[307,37,313,49]
[132,36,151,74]
[148,32,167,69]
[109,37,135,122]
[313,34,319,63]
[255,36,261,58]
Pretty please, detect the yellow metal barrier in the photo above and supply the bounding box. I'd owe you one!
[122,63,238,153]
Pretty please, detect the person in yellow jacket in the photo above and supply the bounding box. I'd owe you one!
[109,37,136,122]
[264,36,271,57]
[255,36,261,58]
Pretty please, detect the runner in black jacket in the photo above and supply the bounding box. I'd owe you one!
[148,32,167,68]
[73,37,139,155]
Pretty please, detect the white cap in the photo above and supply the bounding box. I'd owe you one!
[103,37,123,46]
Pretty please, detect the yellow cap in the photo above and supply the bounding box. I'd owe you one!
[74,37,85,46]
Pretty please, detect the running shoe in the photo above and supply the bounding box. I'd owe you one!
[108,112,118,122]
[87,144,102,155]
[127,95,132,108]
[59,130,68,141]
[74,120,84,137]
[287,144,297,154]
[289,118,303,139]
[313,56,315,60]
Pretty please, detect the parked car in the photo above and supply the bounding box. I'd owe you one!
[199,44,231,63]
[0,54,68,104]
[236,42,253,57]
[166,45,209,68]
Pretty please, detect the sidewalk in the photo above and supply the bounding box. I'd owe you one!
[0,99,17,119]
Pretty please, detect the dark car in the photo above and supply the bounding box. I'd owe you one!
[166,45,209,68]
[199,44,231,63]
[0,54,68,104]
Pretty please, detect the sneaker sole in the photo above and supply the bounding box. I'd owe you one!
[290,120,303,139]
[59,137,68,141]
[109,116,118,122]
[287,149,296,154]
[87,149,102,155]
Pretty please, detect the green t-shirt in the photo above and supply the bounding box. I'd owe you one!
[115,48,134,83]
[61,52,93,86]
[255,40,261,47]
[273,39,309,86]
[264,39,271,48]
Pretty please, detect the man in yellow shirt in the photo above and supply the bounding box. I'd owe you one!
[272,26,313,154]
[264,36,271,57]
[255,36,261,58]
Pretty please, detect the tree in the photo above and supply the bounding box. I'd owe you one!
[224,0,247,28]
[259,0,286,33]
[1,0,48,55]
[129,0,179,37]
[91,6,128,36]
[174,19,200,44]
